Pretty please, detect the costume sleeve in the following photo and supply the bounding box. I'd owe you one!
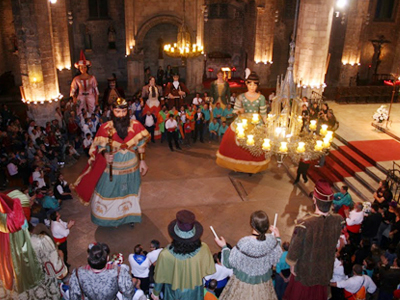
[118,265,135,300]
[259,95,267,116]
[210,82,216,102]
[70,77,79,97]
[92,76,99,96]
[181,82,190,95]
[141,86,149,99]
[233,94,243,114]
[286,223,306,266]
[68,269,82,300]
[225,82,231,102]
[164,83,171,96]
[221,246,233,269]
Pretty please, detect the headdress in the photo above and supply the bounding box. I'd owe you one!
[112,97,128,109]
[313,179,334,202]
[74,50,91,69]
[168,210,203,242]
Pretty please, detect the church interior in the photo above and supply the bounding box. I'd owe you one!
[1,0,400,299]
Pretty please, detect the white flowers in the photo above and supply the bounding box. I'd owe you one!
[373,105,389,123]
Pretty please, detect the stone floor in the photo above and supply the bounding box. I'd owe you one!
[62,141,311,271]
[61,101,400,271]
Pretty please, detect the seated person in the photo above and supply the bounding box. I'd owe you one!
[373,180,392,210]
[333,185,353,212]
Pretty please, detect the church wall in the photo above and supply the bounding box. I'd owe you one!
[0,0,21,87]
[69,0,127,90]
[358,0,400,80]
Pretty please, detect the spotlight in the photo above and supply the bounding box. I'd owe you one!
[336,0,347,9]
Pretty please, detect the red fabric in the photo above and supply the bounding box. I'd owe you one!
[218,127,266,162]
[53,237,67,244]
[74,152,107,203]
[283,275,328,300]
[0,194,26,291]
[347,224,361,234]
[349,140,400,163]
[338,205,349,219]
[22,207,31,222]
[74,121,148,203]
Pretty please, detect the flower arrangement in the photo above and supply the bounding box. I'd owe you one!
[373,105,389,123]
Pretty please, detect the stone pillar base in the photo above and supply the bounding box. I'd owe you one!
[57,69,73,98]
[127,54,144,96]
[27,101,60,127]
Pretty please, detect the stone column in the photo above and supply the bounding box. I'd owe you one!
[294,0,335,96]
[125,0,135,55]
[252,2,276,86]
[127,53,144,95]
[12,0,61,126]
[339,0,370,86]
[186,56,204,92]
[50,0,72,96]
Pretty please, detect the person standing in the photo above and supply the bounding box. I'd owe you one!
[293,158,310,184]
[142,76,162,140]
[70,50,99,114]
[193,107,205,143]
[214,210,282,300]
[73,97,149,227]
[50,211,75,268]
[283,180,343,300]
[143,110,157,143]
[152,210,215,300]
[165,114,181,151]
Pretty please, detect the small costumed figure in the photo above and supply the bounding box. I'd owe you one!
[164,73,190,109]
[70,50,99,114]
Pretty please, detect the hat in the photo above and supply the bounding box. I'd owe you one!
[313,179,334,202]
[168,210,203,242]
[112,97,128,109]
[74,50,91,69]
[172,73,180,77]
[107,77,116,82]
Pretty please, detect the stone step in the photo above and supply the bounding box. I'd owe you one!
[342,176,372,203]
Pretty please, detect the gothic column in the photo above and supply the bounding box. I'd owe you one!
[12,0,61,126]
[251,1,276,86]
[186,56,204,92]
[50,0,72,96]
[294,0,335,96]
[127,53,144,95]
[339,0,370,86]
[125,0,135,56]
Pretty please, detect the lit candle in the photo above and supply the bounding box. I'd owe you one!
[279,142,288,152]
[320,124,328,136]
[323,137,330,148]
[262,138,271,151]
[242,119,248,129]
[236,123,244,133]
[298,116,302,123]
[297,142,305,153]
[275,127,282,137]
[326,131,334,141]
[252,113,259,123]
[237,128,245,139]
[246,135,255,146]
[309,120,317,131]
[267,114,273,120]
[315,140,323,151]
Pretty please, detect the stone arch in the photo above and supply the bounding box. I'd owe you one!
[135,15,195,53]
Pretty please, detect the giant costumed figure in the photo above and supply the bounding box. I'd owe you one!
[0,193,60,299]
[73,98,149,227]
[70,50,99,114]
[142,76,163,139]
[216,71,269,173]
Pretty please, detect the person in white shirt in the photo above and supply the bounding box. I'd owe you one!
[345,202,364,245]
[54,173,73,200]
[330,256,348,299]
[165,114,181,151]
[83,133,93,157]
[230,92,237,106]
[32,165,46,188]
[331,264,376,298]
[204,252,233,297]
[129,244,151,296]
[50,211,75,268]
[192,93,203,107]
[147,240,163,266]
[144,111,156,143]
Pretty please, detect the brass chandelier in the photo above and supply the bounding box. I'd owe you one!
[163,0,204,58]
